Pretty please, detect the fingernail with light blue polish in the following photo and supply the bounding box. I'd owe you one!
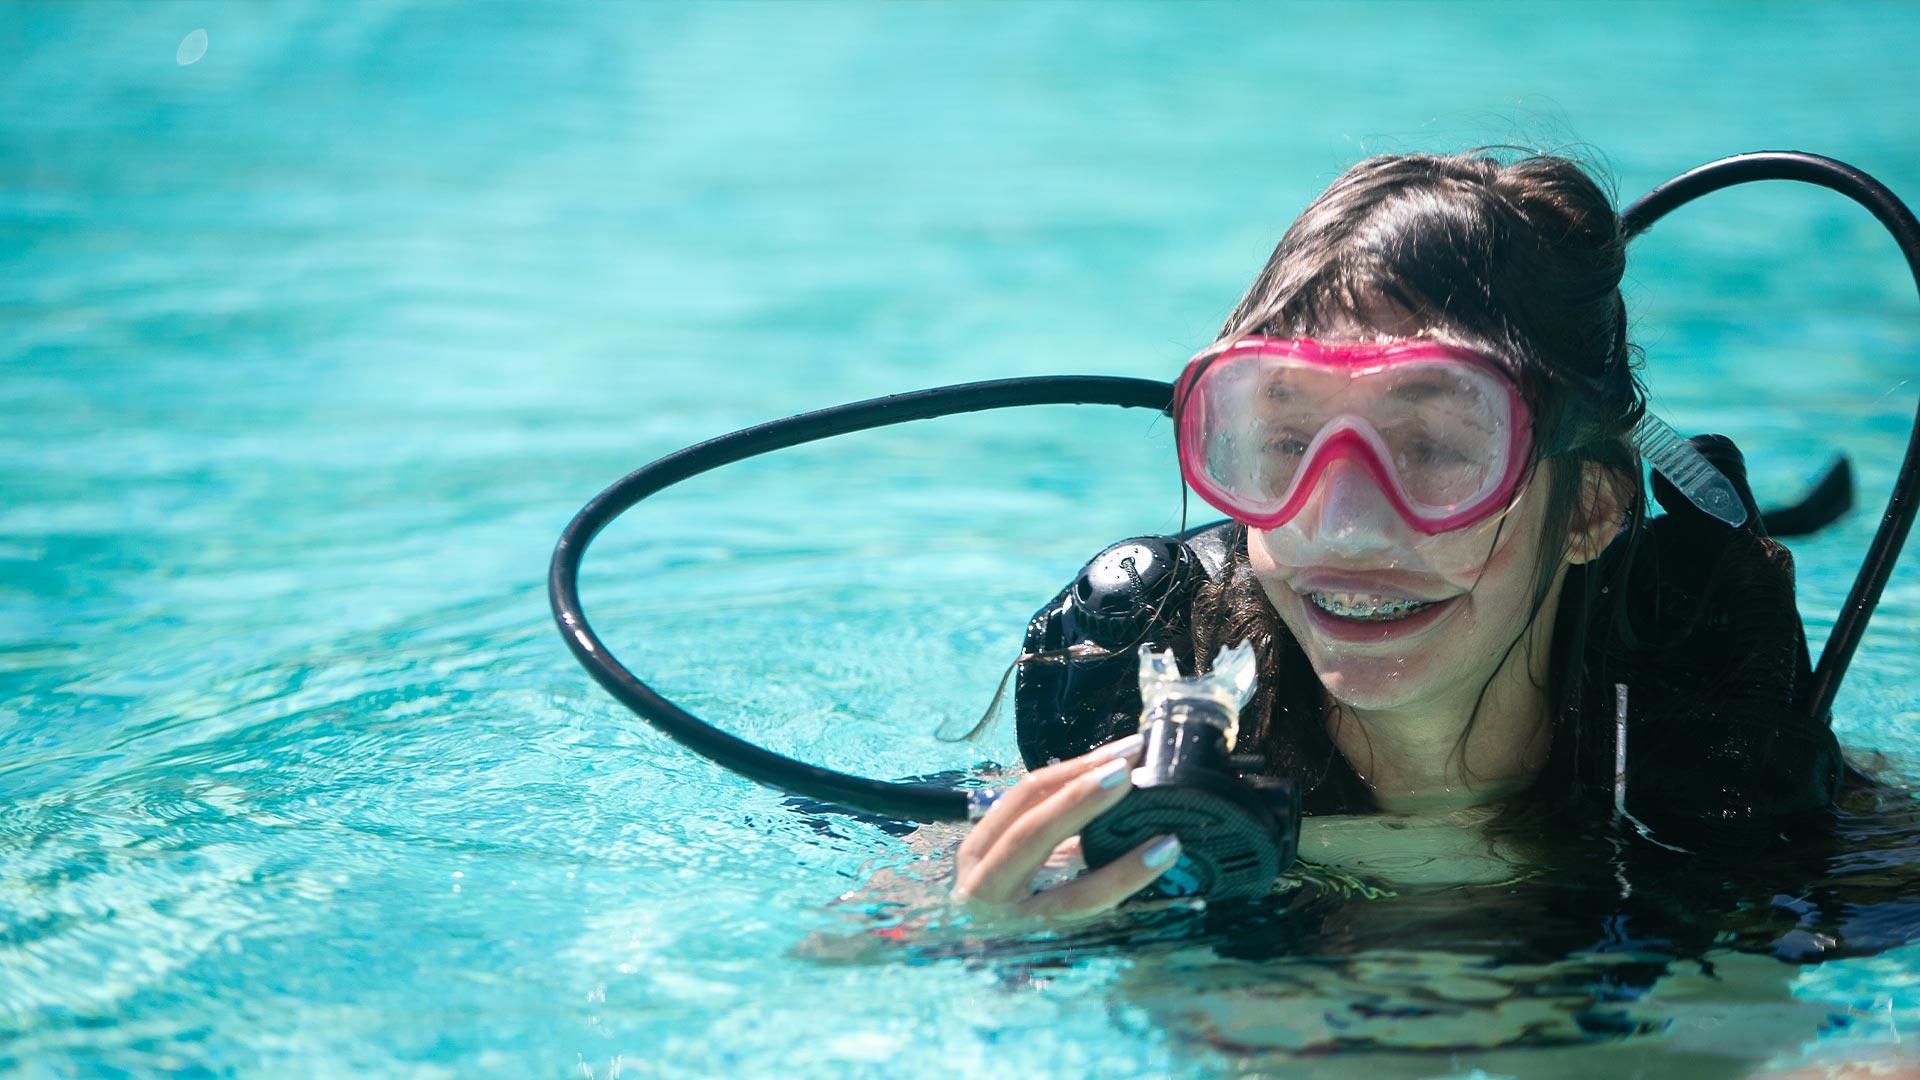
[1143,835,1182,868]
[1101,733,1144,760]
[1093,758,1131,789]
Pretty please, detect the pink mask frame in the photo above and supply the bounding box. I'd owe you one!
[1175,336,1535,535]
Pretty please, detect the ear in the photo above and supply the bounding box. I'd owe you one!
[1565,461,1629,566]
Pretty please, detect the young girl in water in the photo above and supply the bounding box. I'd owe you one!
[952,152,1848,917]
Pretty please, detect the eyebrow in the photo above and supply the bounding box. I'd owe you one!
[1386,376,1468,403]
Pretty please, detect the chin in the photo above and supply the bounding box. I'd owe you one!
[1314,659,1440,712]
[1301,637,1447,712]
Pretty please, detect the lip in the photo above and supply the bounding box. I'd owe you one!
[1288,570,1455,604]
[1296,590,1462,644]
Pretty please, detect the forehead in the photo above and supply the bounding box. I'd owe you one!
[1293,296,1524,384]
[1252,364,1510,422]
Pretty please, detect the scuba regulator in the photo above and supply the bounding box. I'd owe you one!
[1078,641,1301,901]
[1040,532,1303,901]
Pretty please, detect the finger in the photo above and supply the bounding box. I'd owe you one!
[959,756,1137,906]
[957,733,1142,866]
[1022,834,1183,919]
[1043,835,1083,870]
[960,733,1142,859]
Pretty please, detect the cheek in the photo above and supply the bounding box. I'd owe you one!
[1462,523,1544,616]
[1448,496,1565,651]
[1247,528,1279,578]
[1245,530,1301,628]
[1245,528,1311,611]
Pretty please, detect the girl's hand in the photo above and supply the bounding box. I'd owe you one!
[952,734,1181,918]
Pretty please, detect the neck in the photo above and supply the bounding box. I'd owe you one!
[1327,570,1566,813]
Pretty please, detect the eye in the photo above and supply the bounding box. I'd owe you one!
[1407,438,1471,467]
[1262,432,1310,457]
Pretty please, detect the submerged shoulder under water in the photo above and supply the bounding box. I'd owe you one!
[802,778,1920,1072]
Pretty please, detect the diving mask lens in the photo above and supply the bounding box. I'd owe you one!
[1179,338,1532,534]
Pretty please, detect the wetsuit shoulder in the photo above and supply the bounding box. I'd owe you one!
[1614,436,1843,840]
[1013,522,1232,769]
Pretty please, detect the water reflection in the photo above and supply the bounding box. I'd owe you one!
[812,788,1920,1073]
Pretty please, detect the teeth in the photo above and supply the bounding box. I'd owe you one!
[1308,591,1437,621]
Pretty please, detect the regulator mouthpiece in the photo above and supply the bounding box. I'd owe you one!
[1137,639,1258,751]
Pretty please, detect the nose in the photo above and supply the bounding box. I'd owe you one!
[1298,456,1405,555]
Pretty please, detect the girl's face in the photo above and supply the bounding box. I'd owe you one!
[1232,306,1596,716]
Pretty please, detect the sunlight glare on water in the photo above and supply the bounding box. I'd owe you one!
[176,29,208,67]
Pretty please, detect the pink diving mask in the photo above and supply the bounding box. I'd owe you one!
[1175,336,1536,576]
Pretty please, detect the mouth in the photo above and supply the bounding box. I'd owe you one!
[1296,587,1461,642]
[1305,591,1439,622]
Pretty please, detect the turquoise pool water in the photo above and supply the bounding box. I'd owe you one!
[7,3,1920,1075]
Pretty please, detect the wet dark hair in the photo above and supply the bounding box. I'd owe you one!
[1185,151,1649,818]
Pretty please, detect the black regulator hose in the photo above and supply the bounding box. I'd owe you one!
[551,151,1919,825]
[548,376,1172,823]
[1619,151,1920,723]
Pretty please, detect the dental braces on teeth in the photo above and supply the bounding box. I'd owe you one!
[1308,592,1435,620]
